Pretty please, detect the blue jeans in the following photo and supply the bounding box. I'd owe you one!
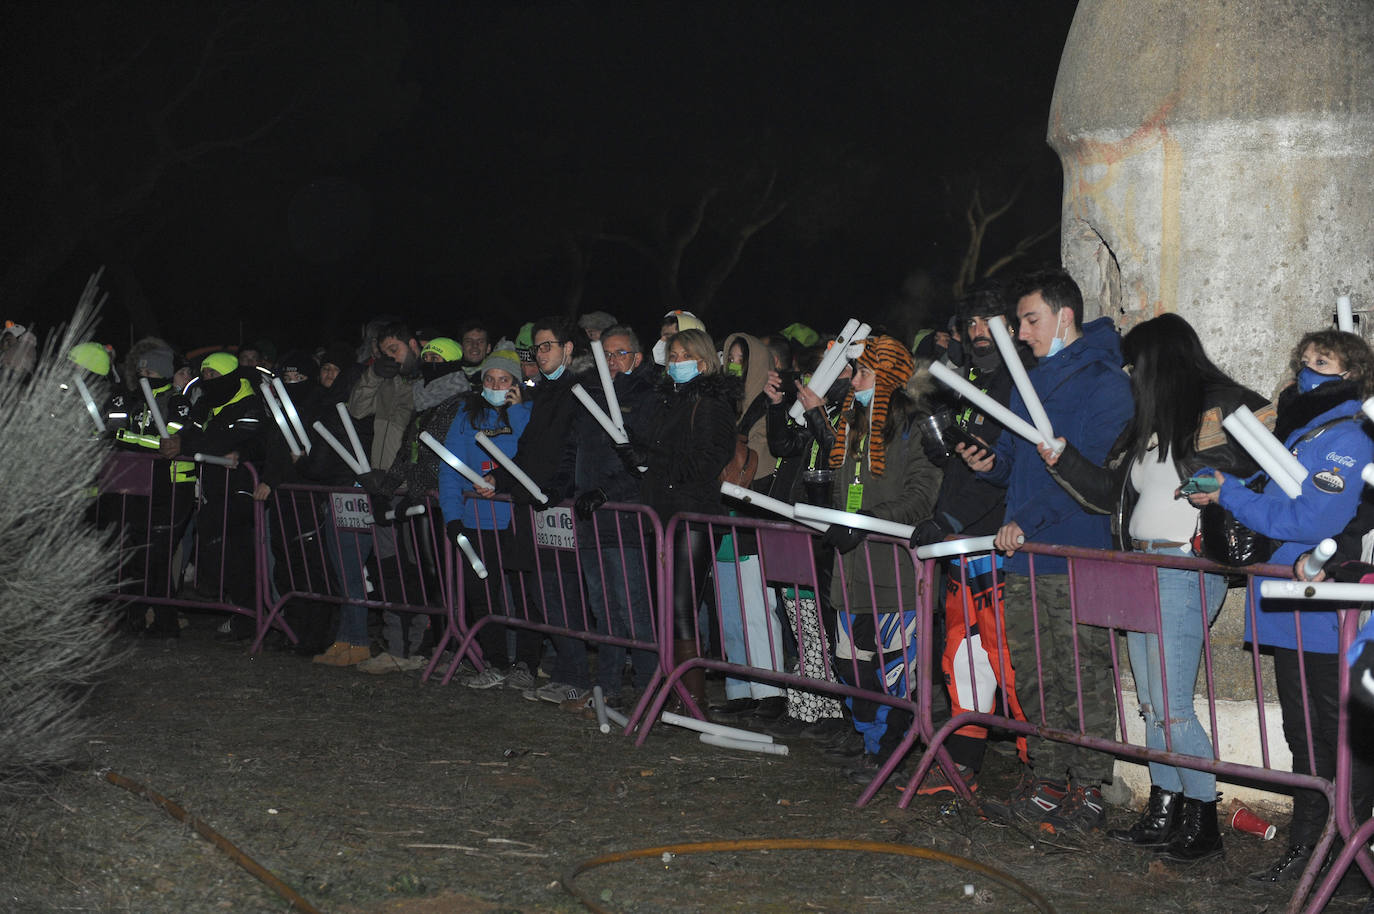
[1126,544,1226,800]
[579,543,656,693]
[324,523,373,646]
[715,557,784,701]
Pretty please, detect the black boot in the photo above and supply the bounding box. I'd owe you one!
[1248,844,1313,883]
[1163,797,1223,863]
[1107,785,1181,847]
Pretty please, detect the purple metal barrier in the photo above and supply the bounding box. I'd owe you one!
[900,540,1370,914]
[94,451,270,640]
[432,494,665,728]
[262,484,453,658]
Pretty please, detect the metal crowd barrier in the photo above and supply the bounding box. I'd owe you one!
[94,450,273,641]
[431,494,666,728]
[263,483,454,658]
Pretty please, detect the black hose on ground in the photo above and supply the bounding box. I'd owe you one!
[562,836,1058,913]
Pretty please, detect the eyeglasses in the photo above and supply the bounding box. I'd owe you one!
[605,349,634,360]
[533,340,563,354]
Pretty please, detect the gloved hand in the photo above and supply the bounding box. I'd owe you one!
[908,517,950,550]
[356,468,390,500]
[575,488,607,520]
[822,524,867,554]
[614,441,650,473]
[510,484,551,509]
[370,499,394,527]
[372,357,400,379]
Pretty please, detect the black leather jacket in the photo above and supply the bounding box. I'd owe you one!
[1047,381,1269,549]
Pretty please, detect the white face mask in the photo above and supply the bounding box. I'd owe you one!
[1045,310,1068,358]
[652,338,668,366]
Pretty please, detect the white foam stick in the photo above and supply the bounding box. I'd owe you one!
[272,378,311,453]
[138,377,169,438]
[793,502,916,541]
[571,383,628,445]
[1229,405,1307,488]
[312,421,365,475]
[699,732,790,756]
[193,453,237,467]
[604,704,629,729]
[989,316,1060,453]
[475,431,547,504]
[593,685,611,734]
[916,535,999,560]
[335,402,370,472]
[1363,463,1374,488]
[73,374,105,432]
[259,384,303,457]
[589,341,625,434]
[1259,580,1374,603]
[383,504,427,521]
[419,431,489,488]
[661,710,774,743]
[1301,538,1338,579]
[720,481,829,532]
[788,319,871,422]
[454,532,488,580]
[1220,412,1302,498]
[1364,398,1374,426]
[1338,295,1355,333]
[929,360,1048,450]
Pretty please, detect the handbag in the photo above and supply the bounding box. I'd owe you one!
[719,434,760,487]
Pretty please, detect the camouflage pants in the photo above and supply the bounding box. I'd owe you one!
[1001,573,1116,786]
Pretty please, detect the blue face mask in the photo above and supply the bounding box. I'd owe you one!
[1044,311,1068,359]
[482,386,508,407]
[541,363,566,382]
[852,385,875,407]
[667,360,700,384]
[1298,366,1343,393]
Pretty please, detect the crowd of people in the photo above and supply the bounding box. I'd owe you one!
[47,267,1374,901]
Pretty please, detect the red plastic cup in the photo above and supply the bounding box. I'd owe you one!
[1230,804,1277,840]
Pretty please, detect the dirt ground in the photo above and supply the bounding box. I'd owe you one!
[0,613,1366,914]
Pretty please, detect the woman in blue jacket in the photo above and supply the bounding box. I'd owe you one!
[1189,329,1374,885]
[439,350,532,686]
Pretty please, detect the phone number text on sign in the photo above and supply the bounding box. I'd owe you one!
[534,506,576,550]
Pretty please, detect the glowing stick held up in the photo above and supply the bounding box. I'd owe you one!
[454,532,488,580]
[792,502,915,541]
[1301,538,1337,579]
[1338,295,1355,333]
[916,535,1000,560]
[335,402,370,472]
[571,383,628,444]
[1220,411,1302,498]
[1229,405,1306,489]
[419,431,489,490]
[138,377,169,439]
[989,316,1060,453]
[475,431,547,504]
[720,481,828,532]
[312,421,365,475]
[73,374,105,432]
[788,319,870,422]
[272,378,311,453]
[589,341,625,434]
[929,360,1048,450]
[1259,580,1374,603]
[259,384,303,457]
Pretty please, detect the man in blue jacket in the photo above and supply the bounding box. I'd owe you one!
[961,268,1133,830]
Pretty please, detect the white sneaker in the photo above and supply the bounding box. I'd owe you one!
[503,662,535,691]
[357,653,425,675]
[537,682,585,705]
[465,666,510,690]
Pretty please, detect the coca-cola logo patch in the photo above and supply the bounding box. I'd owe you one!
[1314,470,1345,493]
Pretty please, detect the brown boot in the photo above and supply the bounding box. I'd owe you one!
[672,639,710,716]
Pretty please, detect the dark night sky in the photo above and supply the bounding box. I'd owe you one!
[0,1,1079,356]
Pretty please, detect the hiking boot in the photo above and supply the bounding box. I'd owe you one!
[1050,783,1106,832]
[1108,786,1181,847]
[1001,776,1068,826]
[844,752,882,785]
[1161,797,1223,863]
[312,642,370,667]
[465,665,510,690]
[798,717,851,741]
[503,662,535,691]
[751,696,787,721]
[1249,844,1313,883]
[916,763,980,797]
[357,652,425,675]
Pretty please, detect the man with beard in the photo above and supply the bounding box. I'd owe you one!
[350,322,419,472]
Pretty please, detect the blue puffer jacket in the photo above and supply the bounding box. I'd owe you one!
[1222,386,1373,653]
[981,317,1133,575]
[438,397,533,530]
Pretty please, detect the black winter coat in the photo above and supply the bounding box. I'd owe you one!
[640,372,741,522]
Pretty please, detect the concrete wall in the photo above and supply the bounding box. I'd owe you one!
[1049,0,1374,396]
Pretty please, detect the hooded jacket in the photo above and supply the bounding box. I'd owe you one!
[720,332,779,482]
[981,316,1133,575]
[348,360,416,471]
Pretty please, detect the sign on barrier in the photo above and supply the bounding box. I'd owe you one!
[534,505,576,550]
[330,492,373,529]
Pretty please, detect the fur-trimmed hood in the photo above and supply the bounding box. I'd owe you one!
[655,368,744,403]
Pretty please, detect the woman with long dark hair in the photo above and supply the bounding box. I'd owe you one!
[1041,313,1266,862]
[1187,329,1374,885]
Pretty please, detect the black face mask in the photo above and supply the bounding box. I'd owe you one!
[943,339,964,365]
[398,350,420,379]
[419,360,465,383]
[825,376,851,405]
[198,371,242,408]
[971,338,1000,371]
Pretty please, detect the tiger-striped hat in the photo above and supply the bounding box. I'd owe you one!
[829,334,915,476]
